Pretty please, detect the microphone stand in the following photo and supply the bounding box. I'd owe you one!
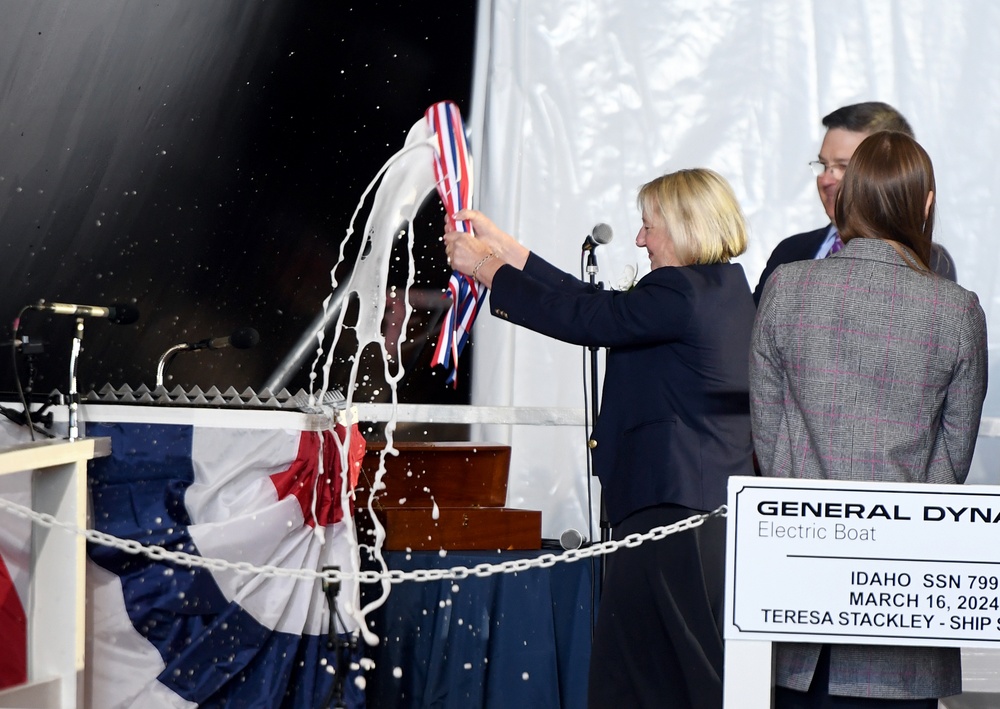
[585,249,611,585]
[67,317,84,441]
[156,329,259,387]
[320,565,356,709]
[156,343,191,388]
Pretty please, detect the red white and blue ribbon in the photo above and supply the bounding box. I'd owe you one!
[427,101,484,388]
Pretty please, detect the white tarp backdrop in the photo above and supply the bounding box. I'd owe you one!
[467,0,1000,541]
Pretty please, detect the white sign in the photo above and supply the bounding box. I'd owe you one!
[725,476,1000,648]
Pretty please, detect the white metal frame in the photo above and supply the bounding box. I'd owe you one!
[0,437,109,709]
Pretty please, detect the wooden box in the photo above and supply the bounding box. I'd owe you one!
[377,507,541,551]
[354,441,541,551]
[357,441,511,510]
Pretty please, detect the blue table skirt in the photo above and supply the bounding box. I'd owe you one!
[362,549,597,709]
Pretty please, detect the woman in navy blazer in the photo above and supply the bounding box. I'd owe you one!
[752,132,988,707]
[444,169,756,709]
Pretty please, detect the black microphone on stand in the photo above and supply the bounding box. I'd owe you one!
[186,327,260,352]
[583,223,613,278]
[22,300,140,440]
[156,327,260,387]
[579,223,615,586]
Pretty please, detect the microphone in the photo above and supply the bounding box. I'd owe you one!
[187,326,260,352]
[32,300,139,325]
[559,528,587,550]
[582,223,614,251]
[155,327,260,387]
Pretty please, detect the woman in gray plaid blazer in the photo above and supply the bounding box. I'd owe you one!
[751,131,988,707]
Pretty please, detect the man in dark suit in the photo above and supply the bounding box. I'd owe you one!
[753,102,956,305]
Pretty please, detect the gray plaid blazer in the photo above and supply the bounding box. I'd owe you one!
[750,237,988,699]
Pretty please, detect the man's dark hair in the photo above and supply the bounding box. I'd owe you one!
[822,102,914,137]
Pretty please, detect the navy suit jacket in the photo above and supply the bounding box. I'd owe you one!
[489,253,755,526]
[753,225,957,306]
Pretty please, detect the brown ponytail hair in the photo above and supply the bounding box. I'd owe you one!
[835,131,935,270]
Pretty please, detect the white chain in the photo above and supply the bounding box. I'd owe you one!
[0,495,726,585]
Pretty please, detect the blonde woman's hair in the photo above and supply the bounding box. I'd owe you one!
[637,168,748,265]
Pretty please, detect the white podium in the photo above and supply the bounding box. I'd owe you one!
[0,437,109,709]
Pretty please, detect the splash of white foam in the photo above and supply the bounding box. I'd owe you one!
[309,117,440,646]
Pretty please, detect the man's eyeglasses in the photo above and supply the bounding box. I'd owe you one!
[809,160,849,178]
